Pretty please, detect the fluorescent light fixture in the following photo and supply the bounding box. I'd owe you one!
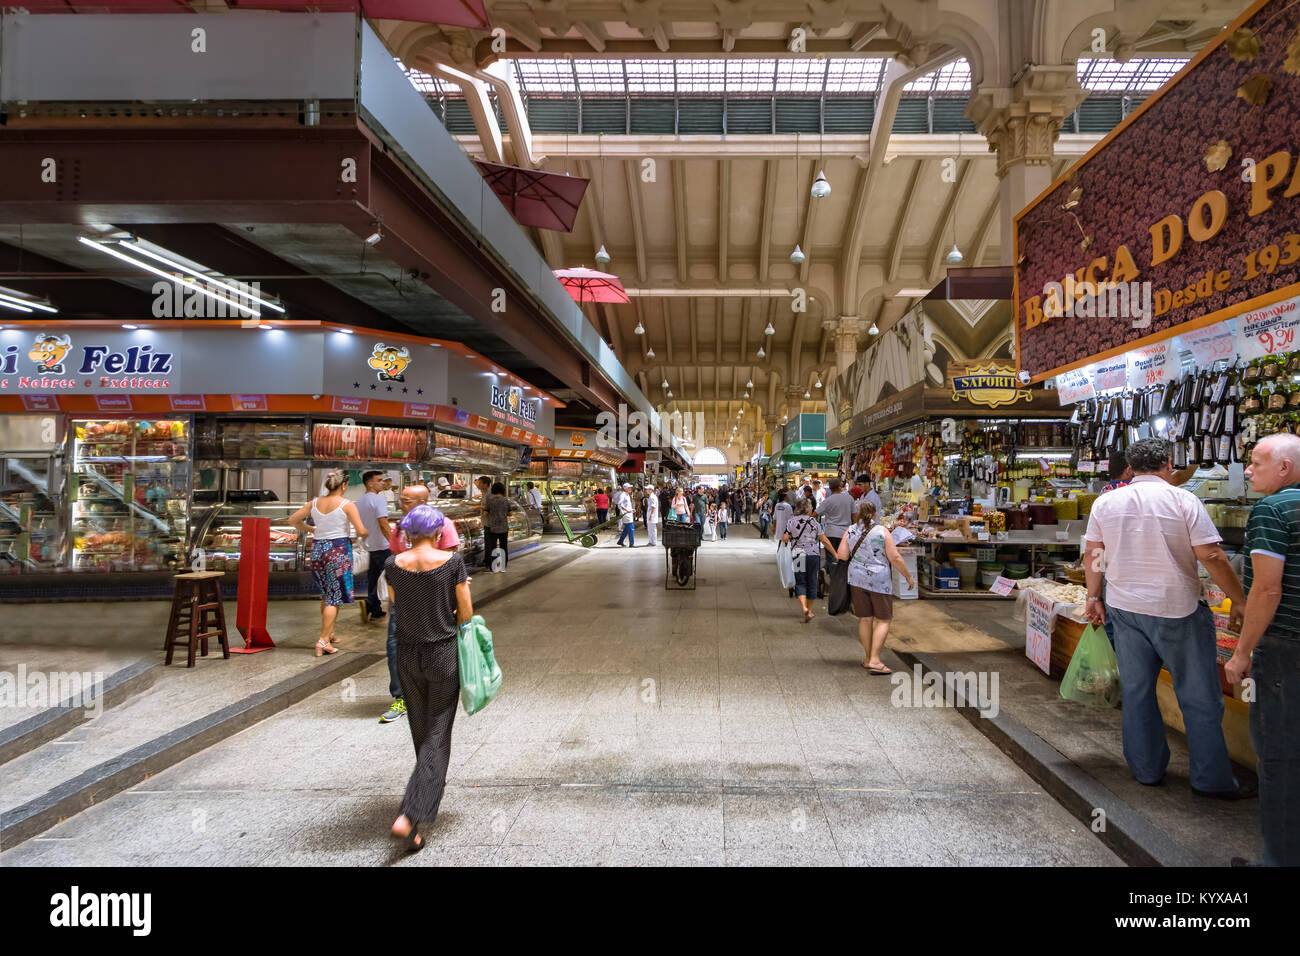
[78,237,285,318]
[121,324,139,330]
[335,327,354,335]
[0,286,57,314]
[895,288,932,297]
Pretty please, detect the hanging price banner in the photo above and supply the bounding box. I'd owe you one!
[1126,341,1170,389]
[1234,295,1300,362]
[1178,321,1237,366]
[1093,356,1128,393]
[1056,365,1096,405]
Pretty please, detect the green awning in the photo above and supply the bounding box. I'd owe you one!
[768,441,839,473]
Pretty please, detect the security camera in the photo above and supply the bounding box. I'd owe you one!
[1017,370,1031,385]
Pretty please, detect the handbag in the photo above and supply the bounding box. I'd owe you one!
[457,614,503,715]
[351,543,369,576]
[827,527,869,616]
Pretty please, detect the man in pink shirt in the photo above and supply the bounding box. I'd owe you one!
[380,484,460,724]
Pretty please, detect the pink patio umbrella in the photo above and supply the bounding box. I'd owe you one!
[475,161,589,232]
[552,267,629,305]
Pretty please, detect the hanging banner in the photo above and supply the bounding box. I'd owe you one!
[1178,321,1237,366]
[1126,341,1171,389]
[1093,356,1128,393]
[1056,366,1096,405]
[1233,295,1300,362]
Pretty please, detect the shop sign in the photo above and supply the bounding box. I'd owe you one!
[1125,341,1170,389]
[1177,321,1236,366]
[1,331,176,392]
[1025,589,1054,676]
[946,361,1030,409]
[489,383,538,429]
[570,431,586,446]
[1093,356,1128,393]
[234,394,268,411]
[1056,366,1096,405]
[94,394,133,411]
[1233,294,1300,362]
[332,396,369,414]
[20,395,57,411]
[402,402,433,418]
[170,395,206,411]
[1013,0,1300,381]
[366,342,413,383]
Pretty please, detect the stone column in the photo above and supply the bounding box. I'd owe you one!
[968,66,1087,266]
[827,316,865,375]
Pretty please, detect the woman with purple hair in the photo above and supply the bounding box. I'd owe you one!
[382,503,473,852]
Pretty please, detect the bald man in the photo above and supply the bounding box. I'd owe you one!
[379,484,462,724]
[1230,433,1300,865]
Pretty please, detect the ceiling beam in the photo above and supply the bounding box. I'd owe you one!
[849,22,884,51]
[927,158,975,281]
[718,159,730,282]
[797,160,821,286]
[689,298,699,363]
[661,298,675,364]
[887,160,928,283]
[970,191,1001,267]
[574,21,607,53]
[580,158,607,256]
[673,159,688,282]
[622,158,649,284]
[715,300,723,364]
[758,159,778,283]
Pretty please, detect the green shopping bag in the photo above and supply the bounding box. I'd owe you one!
[457,614,503,716]
[1059,623,1121,708]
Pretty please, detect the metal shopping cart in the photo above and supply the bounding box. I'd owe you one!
[663,521,702,589]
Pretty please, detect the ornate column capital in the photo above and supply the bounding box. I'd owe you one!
[968,65,1087,179]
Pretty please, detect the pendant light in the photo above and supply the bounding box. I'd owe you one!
[757,344,766,359]
[789,244,805,265]
[667,388,673,398]
[663,378,670,389]
[811,170,831,198]
[764,320,775,336]
[634,319,645,335]
[646,345,655,358]
[815,375,822,389]
[595,244,611,266]
[944,134,964,266]
[868,322,879,335]
[945,243,965,265]
[804,388,811,399]
[746,378,753,389]
[744,389,750,398]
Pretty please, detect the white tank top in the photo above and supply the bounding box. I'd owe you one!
[311,498,351,541]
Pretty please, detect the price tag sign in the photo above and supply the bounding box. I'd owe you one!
[1093,356,1128,393]
[1056,365,1095,405]
[1025,589,1054,675]
[995,531,1010,541]
[1078,460,1096,473]
[1055,530,1070,542]
[989,576,1015,596]
[1178,321,1237,366]
[1234,295,1300,361]
[977,532,990,541]
[1126,341,1170,389]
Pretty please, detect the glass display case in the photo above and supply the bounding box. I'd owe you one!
[192,490,304,574]
[0,455,61,573]
[69,418,190,573]
[218,419,309,461]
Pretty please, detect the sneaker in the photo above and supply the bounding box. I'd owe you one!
[379,698,407,723]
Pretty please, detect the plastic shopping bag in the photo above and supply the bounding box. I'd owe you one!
[1059,623,1121,708]
[458,614,503,716]
[776,542,795,590]
[351,544,369,576]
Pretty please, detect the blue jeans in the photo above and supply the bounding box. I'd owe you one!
[617,522,635,546]
[386,606,402,700]
[365,547,390,616]
[758,514,770,538]
[1107,603,1236,792]
[793,551,820,599]
[1251,631,1300,866]
[718,521,727,539]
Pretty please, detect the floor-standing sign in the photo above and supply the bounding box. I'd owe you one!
[232,516,275,653]
[1025,589,1054,676]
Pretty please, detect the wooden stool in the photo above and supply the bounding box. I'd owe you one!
[164,571,230,667]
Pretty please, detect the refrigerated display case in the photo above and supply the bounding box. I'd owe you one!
[192,490,304,574]
[0,455,61,573]
[69,418,190,573]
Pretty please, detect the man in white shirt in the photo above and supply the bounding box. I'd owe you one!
[615,483,636,547]
[816,477,855,566]
[812,479,826,504]
[525,481,543,512]
[862,480,883,519]
[1083,438,1250,798]
[358,470,393,623]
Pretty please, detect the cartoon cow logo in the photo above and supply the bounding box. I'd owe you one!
[367,343,411,383]
[29,334,72,374]
[507,387,521,415]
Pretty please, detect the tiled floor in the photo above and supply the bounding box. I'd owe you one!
[0,527,1121,866]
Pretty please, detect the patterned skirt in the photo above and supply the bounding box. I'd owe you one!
[311,538,354,606]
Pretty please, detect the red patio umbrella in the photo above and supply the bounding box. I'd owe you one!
[553,267,629,305]
[475,161,589,232]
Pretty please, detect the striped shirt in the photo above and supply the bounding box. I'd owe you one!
[1244,485,1300,635]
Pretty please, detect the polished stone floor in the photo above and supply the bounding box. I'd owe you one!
[1,528,1121,866]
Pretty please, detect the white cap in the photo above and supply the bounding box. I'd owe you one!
[623,482,632,488]
[436,477,450,488]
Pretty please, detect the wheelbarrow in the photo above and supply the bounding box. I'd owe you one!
[552,503,620,548]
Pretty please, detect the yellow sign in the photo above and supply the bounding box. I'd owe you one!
[947,361,1031,409]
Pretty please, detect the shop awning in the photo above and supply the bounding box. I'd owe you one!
[768,442,839,472]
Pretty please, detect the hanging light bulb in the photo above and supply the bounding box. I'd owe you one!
[662,378,669,389]
[789,244,805,265]
[646,345,655,358]
[743,390,750,398]
[811,170,831,198]
[804,388,811,399]
[745,378,753,389]
[757,345,766,359]
[634,320,645,335]
[868,322,879,335]
[594,244,611,266]
[815,376,822,389]
[764,321,775,336]
[667,389,673,398]
[945,243,964,265]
